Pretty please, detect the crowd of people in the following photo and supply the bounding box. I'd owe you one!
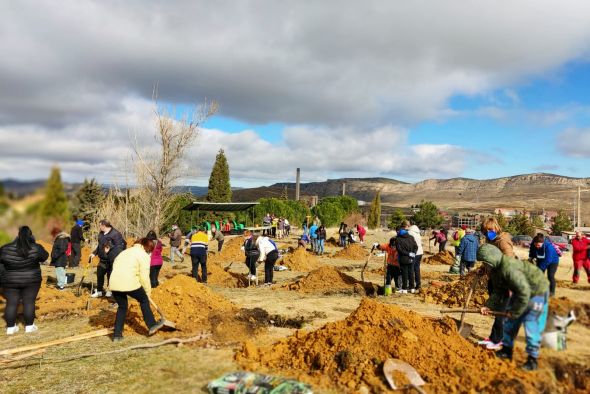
[0,211,586,370]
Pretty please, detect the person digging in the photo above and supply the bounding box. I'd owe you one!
[477,244,549,371]
[109,238,164,341]
[373,235,399,296]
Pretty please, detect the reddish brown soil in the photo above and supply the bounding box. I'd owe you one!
[333,243,368,260]
[280,248,320,271]
[236,298,547,393]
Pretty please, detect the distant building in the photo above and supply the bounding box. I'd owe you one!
[494,208,530,219]
[452,214,481,229]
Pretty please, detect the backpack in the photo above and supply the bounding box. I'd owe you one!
[453,231,460,241]
[268,239,278,251]
[65,242,72,257]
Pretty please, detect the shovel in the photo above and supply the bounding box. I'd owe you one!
[360,245,376,282]
[383,358,426,393]
[77,256,93,297]
[148,297,176,330]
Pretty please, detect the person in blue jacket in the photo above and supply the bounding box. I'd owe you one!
[456,228,479,276]
[308,223,318,253]
[529,233,560,297]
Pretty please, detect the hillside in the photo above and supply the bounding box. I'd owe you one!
[233,173,590,218]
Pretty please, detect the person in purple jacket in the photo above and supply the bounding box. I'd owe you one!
[146,231,163,288]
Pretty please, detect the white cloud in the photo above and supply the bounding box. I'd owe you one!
[557,128,590,158]
[1,1,589,183]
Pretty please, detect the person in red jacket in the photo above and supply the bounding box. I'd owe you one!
[146,231,163,288]
[355,224,366,244]
[571,231,590,284]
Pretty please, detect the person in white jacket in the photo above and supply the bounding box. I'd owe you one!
[256,236,279,285]
[408,225,424,290]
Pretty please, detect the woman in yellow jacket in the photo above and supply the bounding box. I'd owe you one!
[108,238,163,341]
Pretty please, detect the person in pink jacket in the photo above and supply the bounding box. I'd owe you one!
[356,224,366,244]
[147,231,163,288]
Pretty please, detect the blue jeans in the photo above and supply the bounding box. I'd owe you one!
[55,267,67,288]
[340,235,347,247]
[317,239,325,254]
[311,238,318,251]
[503,292,549,358]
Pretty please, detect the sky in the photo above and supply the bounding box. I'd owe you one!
[1,0,590,187]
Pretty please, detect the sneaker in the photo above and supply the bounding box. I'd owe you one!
[486,341,503,350]
[477,338,493,346]
[6,325,19,335]
[105,290,113,297]
[250,275,257,281]
[56,286,65,291]
[521,356,538,371]
[112,336,123,343]
[399,289,408,294]
[25,324,38,333]
[91,290,103,298]
[148,320,165,336]
[410,289,416,294]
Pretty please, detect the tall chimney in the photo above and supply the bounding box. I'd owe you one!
[342,182,346,196]
[295,168,301,201]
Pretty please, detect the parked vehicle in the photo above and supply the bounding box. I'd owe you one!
[512,235,532,248]
[548,235,570,252]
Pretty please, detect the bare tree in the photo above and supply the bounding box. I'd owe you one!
[130,100,218,236]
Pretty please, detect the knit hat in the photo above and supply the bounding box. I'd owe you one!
[76,220,84,226]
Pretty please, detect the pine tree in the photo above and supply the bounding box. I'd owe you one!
[72,178,105,222]
[40,166,70,221]
[388,209,406,230]
[411,200,443,229]
[531,215,545,229]
[494,211,508,230]
[505,213,534,236]
[367,191,381,229]
[551,210,573,235]
[206,149,232,202]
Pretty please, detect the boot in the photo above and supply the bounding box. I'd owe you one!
[495,346,513,360]
[521,356,538,371]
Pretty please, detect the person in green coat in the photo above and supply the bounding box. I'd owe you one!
[477,244,549,371]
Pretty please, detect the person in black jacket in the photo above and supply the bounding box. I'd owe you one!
[243,230,260,281]
[69,219,84,268]
[395,221,418,294]
[50,227,70,290]
[90,219,126,298]
[0,226,49,334]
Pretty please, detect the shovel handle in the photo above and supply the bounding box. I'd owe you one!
[440,309,509,317]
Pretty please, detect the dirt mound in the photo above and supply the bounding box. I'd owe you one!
[422,250,455,265]
[35,285,88,317]
[208,237,245,266]
[326,237,339,246]
[90,274,243,338]
[281,266,377,295]
[549,297,590,329]
[422,273,489,308]
[280,248,321,271]
[206,263,248,288]
[333,243,367,260]
[236,298,542,393]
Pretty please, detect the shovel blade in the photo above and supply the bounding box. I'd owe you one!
[453,318,473,338]
[383,358,425,390]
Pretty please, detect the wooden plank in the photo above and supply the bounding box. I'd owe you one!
[0,328,112,356]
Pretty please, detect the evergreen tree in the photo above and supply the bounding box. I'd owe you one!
[206,149,232,202]
[40,166,70,221]
[494,211,509,230]
[411,200,443,229]
[367,191,381,229]
[72,178,105,222]
[505,213,534,236]
[531,215,545,229]
[551,210,573,235]
[388,209,406,230]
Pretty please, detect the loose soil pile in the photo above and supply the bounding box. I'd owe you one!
[280,266,378,296]
[333,243,367,260]
[422,273,489,308]
[279,248,321,271]
[282,266,357,293]
[206,263,248,288]
[208,237,245,266]
[549,297,590,329]
[236,298,544,393]
[422,250,455,265]
[90,274,244,338]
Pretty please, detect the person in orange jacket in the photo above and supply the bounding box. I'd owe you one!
[373,235,399,295]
